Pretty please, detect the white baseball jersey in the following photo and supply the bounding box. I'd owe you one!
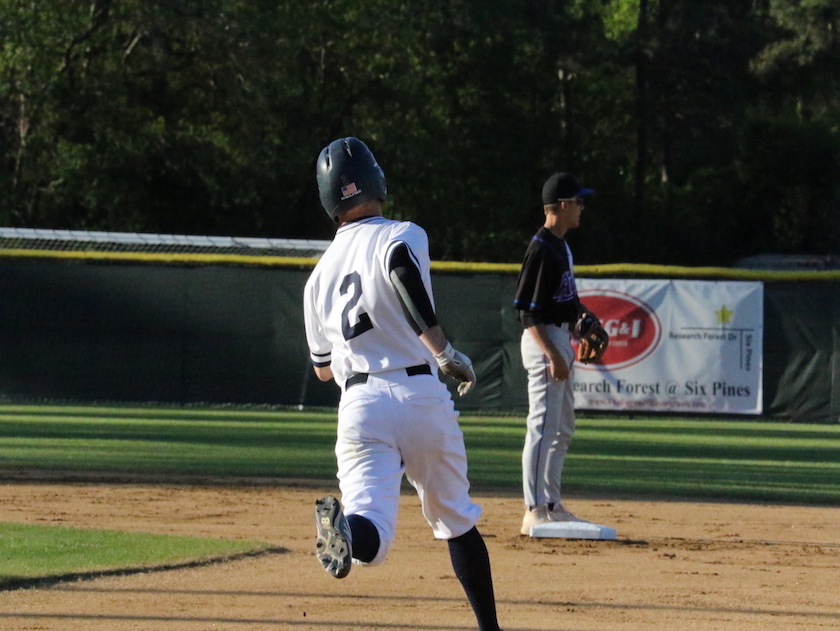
[304,216,437,387]
[303,215,481,564]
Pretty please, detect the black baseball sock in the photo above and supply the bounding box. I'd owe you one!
[347,514,380,563]
[448,526,501,631]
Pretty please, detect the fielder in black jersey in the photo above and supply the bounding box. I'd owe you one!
[514,226,580,328]
[513,171,600,535]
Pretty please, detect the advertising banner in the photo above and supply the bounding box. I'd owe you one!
[573,279,763,414]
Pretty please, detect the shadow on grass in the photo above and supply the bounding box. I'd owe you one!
[0,545,288,593]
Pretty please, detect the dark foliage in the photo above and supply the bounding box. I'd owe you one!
[1,0,838,264]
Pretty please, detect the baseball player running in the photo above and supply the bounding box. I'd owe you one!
[304,137,503,631]
[514,172,608,536]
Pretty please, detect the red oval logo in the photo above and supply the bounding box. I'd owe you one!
[574,290,661,370]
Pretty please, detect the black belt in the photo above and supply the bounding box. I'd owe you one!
[345,364,433,390]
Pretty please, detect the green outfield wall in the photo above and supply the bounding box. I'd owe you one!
[1,254,838,423]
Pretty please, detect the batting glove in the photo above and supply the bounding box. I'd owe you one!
[434,342,477,396]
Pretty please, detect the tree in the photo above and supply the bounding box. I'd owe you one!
[738,0,840,256]
[1,1,837,263]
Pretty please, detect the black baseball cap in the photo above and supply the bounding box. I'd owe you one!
[542,172,594,204]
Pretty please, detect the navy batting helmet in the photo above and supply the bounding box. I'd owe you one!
[316,137,387,221]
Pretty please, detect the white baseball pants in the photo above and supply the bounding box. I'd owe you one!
[335,367,481,566]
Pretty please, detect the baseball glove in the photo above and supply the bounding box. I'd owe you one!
[575,311,609,364]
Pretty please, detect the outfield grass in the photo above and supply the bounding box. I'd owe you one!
[461,415,840,503]
[0,404,838,504]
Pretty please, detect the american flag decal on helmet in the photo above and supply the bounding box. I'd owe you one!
[341,182,359,199]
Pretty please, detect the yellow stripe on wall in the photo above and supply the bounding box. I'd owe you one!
[2,247,839,281]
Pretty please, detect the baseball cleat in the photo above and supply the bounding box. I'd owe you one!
[549,503,589,523]
[315,495,353,579]
[520,505,552,536]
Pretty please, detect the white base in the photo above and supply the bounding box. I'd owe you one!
[529,521,616,540]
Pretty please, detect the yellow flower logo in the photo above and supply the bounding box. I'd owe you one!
[716,305,735,324]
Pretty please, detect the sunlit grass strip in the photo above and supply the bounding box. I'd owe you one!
[563,454,840,502]
[0,406,339,478]
[0,436,337,479]
[458,414,840,502]
[1,405,838,504]
[0,522,274,589]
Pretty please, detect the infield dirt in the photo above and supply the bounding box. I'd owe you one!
[0,480,838,630]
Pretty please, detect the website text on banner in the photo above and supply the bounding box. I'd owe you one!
[573,280,764,415]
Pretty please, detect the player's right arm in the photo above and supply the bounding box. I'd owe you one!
[525,323,569,381]
[303,271,335,383]
[313,365,334,382]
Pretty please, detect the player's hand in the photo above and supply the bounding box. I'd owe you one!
[549,353,570,381]
[434,342,477,396]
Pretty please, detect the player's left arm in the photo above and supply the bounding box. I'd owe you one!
[387,241,439,334]
[577,302,597,320]
[387,240,476,395]
[421,326,477,396]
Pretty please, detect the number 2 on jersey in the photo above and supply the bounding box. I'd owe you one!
[340,272,373,340]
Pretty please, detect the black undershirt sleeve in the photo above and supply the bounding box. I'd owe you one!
[387,242,439,335]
